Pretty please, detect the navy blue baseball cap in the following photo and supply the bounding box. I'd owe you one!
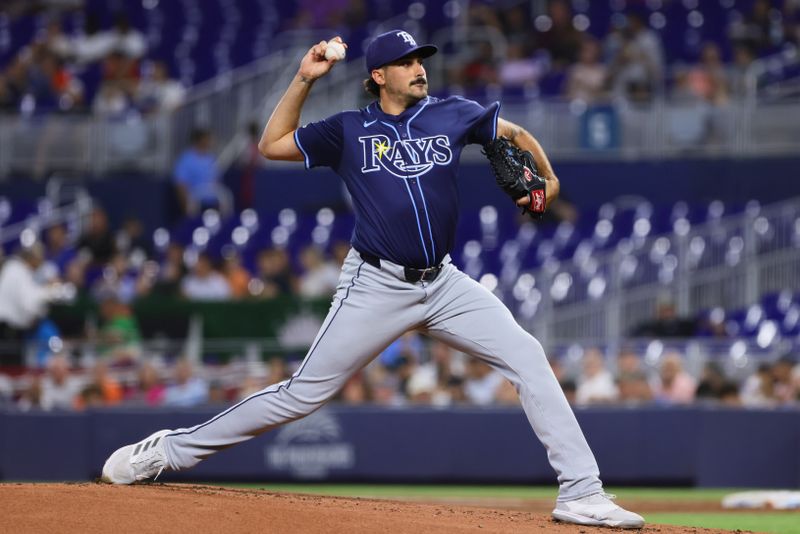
[365,30,438,73]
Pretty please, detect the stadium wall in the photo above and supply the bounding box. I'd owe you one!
[2,407,798,487]
[2,157,797,234]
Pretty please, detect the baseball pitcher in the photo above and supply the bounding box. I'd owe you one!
[102,30,643,529]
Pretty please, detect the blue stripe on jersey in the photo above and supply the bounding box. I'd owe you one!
[401,178,430,266]
[415,179,436,262]
[380,120,431,265]
[405,97,430,137]
[405,97,436,262]
[491,102,501,139]
[293,129,311,169]
[166,260,366,439]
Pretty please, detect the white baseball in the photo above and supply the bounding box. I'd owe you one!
[324,40,346,61]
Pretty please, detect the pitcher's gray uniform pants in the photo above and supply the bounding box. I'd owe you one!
[164,249,603,501]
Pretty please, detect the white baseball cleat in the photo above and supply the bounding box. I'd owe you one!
[552,492,645,529]
[101,429,172,484]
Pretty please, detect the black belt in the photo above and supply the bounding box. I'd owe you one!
[358,250,443,283]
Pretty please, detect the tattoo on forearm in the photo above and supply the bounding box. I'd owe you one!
[507,127,521,141]
[298,76,314,85]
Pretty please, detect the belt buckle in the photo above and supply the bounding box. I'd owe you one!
[419,265,440,282]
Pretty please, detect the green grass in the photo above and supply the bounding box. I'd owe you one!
[221,483,736,502]
[646,512,800,534]
[216,484,800,532]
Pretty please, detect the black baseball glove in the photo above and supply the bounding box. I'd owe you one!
[482,137,547,219]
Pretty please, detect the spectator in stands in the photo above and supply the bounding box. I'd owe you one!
[75,360,123,410]
[615,347,653,405]
[137,60,185,113]
[72,13,116,65]
[606,11,664,102]
[40,17,73,61]
[379,331,423,369]
[566,37,607,103]
[173,128,222,217]
[43,223,76,277]
[695,361,731,402]
[28,49,84,112]
[17,375,43,411]
[460,41,499,95]
[683,43,729,106]
[77,206,116,267]
[108,12,147,60]
[785,1,800,47]
[221,249,251,300]
[40,353,81,410]
[772,355,798,404]
[499,43,542,93]
[536,0,583,68]
[181,252,231,301]
[0,372,13,407]
[405,362,439,405]
[463,359,504,406]
[631,298,696,338]
[92,252,143,304]
[92,79,132,118]
[0,56,29,111]
[367,363,405,407]
[254,247,296,298]
[266,356,289,385]
[0,72,16,111]
[575,348,619,405]
[718,383,742,407]
[331,240,351,268]
[94,291,142,364]
[339,371,371,404]
[501,5,535,52]
[740,363,777,407]
[652,351,697,405]
[0,243,72,366]
[152,242,186,297]
[127,360,165,406]
[728,43,757,98]
[467,2,503,31]
[298,245,339,298]
[237,360,271,401]
[495,379,520,405]
[115,215,151,259]
[729,0,785,54]
[231,122,266,210]
[163,358,209,407]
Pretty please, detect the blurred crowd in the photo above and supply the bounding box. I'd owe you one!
[3,0,800,119]
[0,8,185,116]
[450,0,799,104]
[1,331,798,412]
[0,201,351,366]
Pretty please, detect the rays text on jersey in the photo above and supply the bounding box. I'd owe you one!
[359,134,453,178]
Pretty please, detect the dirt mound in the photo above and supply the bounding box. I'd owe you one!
[0,483,742,533]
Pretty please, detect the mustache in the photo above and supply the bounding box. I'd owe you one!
[411,77,427,86]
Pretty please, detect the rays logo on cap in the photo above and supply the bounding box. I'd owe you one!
[397,31,416,45]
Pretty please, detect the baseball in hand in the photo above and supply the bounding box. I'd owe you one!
[324,40,346,61]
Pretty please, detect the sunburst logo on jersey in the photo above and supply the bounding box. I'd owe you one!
[373,139,391,159]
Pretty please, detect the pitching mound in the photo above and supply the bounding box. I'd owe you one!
[1,483,739,533]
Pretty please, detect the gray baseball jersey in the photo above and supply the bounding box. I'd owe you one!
[161,92,603,502]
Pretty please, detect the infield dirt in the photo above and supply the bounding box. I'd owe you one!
[0,483,754,533]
